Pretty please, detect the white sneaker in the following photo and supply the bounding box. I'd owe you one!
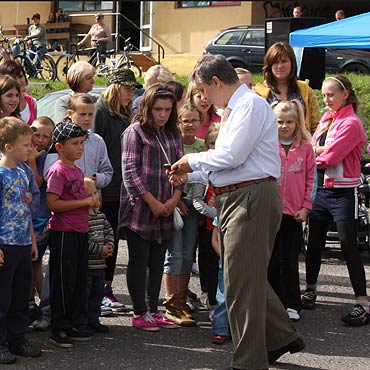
[287,308,300,322]
[199,292,209,308]
[100,305,113,317]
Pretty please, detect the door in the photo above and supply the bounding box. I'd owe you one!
[140,1,153,51]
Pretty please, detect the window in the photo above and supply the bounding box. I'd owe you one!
[58,1,113,12]
[251,30,265,47]
[241,30,265,47]
[215,30,243,46]
[179,1,240,8]
[59,1,82,11]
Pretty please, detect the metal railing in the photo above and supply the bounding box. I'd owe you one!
[68,12,164,64]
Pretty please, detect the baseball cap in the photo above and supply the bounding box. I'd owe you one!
[49,121,86,153]
[106,67,143,88]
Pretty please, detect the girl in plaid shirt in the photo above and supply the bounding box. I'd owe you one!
[118,84,184,331]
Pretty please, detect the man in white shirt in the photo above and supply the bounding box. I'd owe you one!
[170,54,304,370]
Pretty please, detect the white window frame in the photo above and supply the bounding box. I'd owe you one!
[140,1,153,51]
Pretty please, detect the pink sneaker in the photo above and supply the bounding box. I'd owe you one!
[151,312,178,329]
[132,312,159,331]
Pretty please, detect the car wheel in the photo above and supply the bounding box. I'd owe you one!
[229,61,247,69]
[341,63,369,74]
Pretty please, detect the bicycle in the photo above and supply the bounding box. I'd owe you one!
[13,39,57,81]
[55,41,113,81]
[56,38,142,81]
[0,26,15,64]
[94,38,142,78]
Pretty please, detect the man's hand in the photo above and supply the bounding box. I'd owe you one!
[171,155,192,173]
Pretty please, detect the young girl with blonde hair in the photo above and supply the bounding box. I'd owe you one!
[186,81,220,139]
[268,99,316,322]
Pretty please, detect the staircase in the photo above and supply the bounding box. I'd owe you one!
[128,52,157,72]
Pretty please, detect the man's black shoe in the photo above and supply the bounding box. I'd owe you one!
[268,337,305,364]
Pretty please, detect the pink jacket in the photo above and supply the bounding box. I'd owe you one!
[279,140,316,216]
[313,104,366,188]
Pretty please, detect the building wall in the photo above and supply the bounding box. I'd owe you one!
[0,1,52,28]
[153,2,253,55]
[0,1,112,36]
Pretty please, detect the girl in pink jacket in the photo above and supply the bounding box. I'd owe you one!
[268,100,316,322]
[302,75,369,327]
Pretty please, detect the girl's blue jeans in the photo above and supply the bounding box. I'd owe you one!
[213,259,231,337]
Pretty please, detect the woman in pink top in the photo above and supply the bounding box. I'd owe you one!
[303,75,369,326]
[186,81,220,139]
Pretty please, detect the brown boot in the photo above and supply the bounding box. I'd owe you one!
[177,290,197,325]
[164,292,196,327]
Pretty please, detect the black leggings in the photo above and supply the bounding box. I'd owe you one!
[198,226,219,306]
[125,227,167,315]
[306,218,367,297]
[268,214,302,311]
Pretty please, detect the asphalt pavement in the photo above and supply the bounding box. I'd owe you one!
[10,241,370,370]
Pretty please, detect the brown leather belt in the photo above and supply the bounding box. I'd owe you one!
[214,176,276,195]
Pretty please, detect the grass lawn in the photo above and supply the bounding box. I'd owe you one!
[28,73,370,138]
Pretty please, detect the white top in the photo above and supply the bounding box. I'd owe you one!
[188,84,281,187]
[20,101,31,124]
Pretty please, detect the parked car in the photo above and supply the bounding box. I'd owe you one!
[203,25,370,75]
[37,86,107,123]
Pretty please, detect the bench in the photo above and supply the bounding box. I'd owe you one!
[14,22,71,51]
[45,22,71,51]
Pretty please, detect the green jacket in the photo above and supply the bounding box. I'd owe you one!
[26,24,47,45]
[253,79,321,134]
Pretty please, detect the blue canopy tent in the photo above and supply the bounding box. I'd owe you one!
[289,11,370,49]
[289,12,370,80]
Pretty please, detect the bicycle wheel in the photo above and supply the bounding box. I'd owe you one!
[95,62,110,77]
[90,56,99,68]
[119,62,142,78]
[14,55,33,79]
[56,54,78,82]
[37,54,57,81]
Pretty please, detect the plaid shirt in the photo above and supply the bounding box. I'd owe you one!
[119,122,184,244]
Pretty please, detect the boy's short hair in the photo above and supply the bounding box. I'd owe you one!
[31,116,55,129]
[49,121,86,153]
[0,117,33,153]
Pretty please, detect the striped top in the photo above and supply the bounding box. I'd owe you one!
[88,210,114,270]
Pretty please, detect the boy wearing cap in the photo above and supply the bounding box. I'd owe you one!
[0,117,41,364]
[46,122,99,349]
[24,13,47,57]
